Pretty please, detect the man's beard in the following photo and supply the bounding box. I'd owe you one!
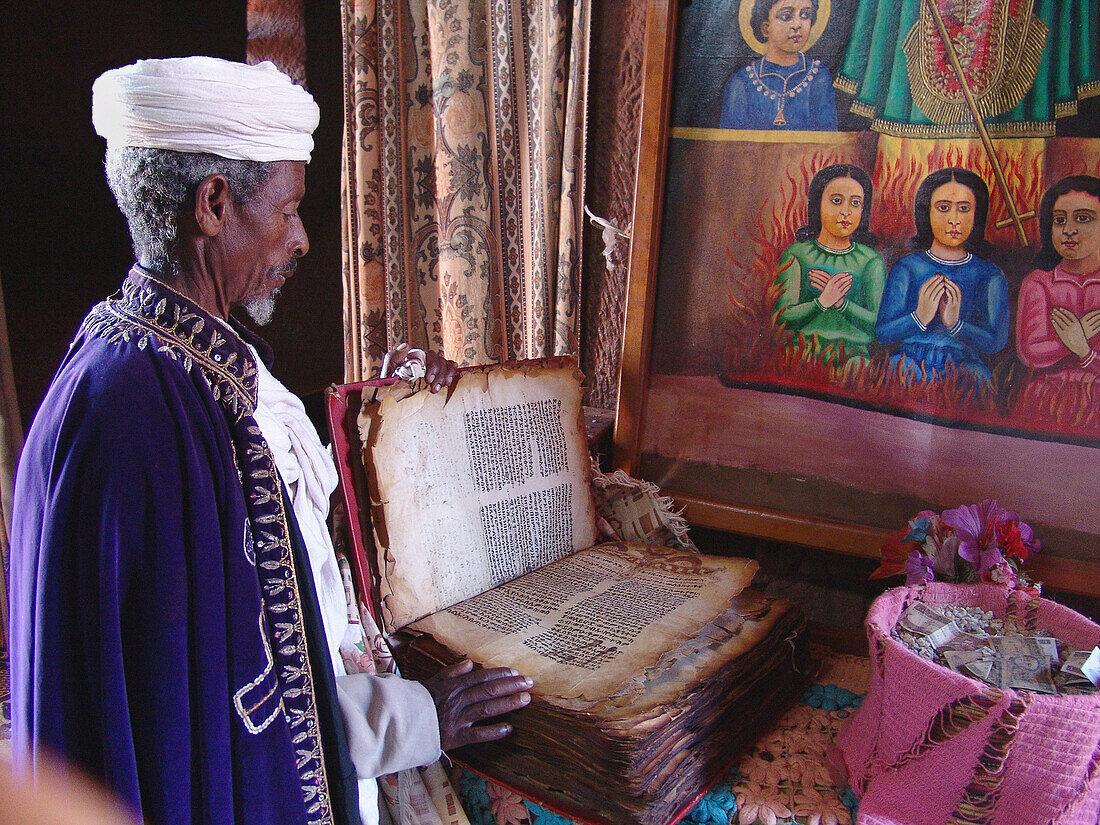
[243,290,279,325]
[242,259,296,325]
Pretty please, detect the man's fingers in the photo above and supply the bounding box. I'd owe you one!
[435,659,475,680]
[447,665,529,692]
[453,722,514,749]
[459,691,532,725]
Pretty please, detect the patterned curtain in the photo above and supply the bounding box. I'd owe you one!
[341,0,590,378]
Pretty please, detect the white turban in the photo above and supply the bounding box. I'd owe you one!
[92,56,320,163]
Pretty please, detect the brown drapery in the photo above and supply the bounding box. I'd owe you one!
[0,274,22,647]
[340,0,590,378]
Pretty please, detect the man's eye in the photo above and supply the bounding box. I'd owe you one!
[1053,216,1066,226]
[959,204,971,212]
[1076,213,1095,224]
[851,199,862,208]
[830,196,842,205]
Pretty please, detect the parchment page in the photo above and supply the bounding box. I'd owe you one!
[407,542,758,701]
[363,362,598,630]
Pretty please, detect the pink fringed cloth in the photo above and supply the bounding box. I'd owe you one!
[833,583,1100,825]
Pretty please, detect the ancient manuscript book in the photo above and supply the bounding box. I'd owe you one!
[356,358,808,825]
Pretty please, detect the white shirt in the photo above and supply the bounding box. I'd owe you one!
[247,345,441,825]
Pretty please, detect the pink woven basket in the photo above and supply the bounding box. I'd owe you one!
[834,582,1100,825]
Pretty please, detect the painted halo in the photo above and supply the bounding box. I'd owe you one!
[738,0,831,55]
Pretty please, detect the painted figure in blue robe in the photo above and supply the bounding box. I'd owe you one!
[720,0,838,131]
[875,168,1010,385]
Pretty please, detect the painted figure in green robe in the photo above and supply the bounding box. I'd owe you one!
[836,0,1098,137]
[773,164,886,364]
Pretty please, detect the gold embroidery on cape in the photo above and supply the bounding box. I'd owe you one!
[903,0,1048,129]
[84,276,334,825]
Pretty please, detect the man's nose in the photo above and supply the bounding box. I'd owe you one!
[291,227,310,258]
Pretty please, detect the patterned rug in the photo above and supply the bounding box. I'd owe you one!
[456,649,869,825]
[0,649,868,824]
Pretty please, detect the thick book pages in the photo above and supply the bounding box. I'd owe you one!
[407,542,758,702]
[397,587,807,825]
[359,360,598,630]
[357,359,809,825]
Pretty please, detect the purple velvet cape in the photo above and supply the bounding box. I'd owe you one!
[10,269,344,824]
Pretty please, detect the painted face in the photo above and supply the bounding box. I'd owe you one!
[928,180,976,252]
[1051,190,1100,265]
[818,176,864,245]
[762,0,815,57]
[219,161,309,325]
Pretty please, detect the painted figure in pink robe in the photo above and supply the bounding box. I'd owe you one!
[1016,175,1100,405]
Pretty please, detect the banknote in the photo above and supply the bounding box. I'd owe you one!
[899,602,951,636]
[990,636,1058,694]
[943,648,994,683]
[925,620,961,650]
[1033,636,1060,664]
[1056,650,1100,694]
[941,631,989,653]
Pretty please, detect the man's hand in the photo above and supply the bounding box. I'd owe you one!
[381,344,458,392]
[423,660,533,751]
[422,350,458,393]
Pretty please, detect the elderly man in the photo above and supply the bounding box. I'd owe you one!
[10,57,531,825]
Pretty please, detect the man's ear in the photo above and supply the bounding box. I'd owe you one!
[193,174,232,238]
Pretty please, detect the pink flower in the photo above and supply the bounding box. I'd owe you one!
[986,559,1018,588]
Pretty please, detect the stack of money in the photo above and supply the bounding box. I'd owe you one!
[1057,648,1100,694]
[892,601,1099,696]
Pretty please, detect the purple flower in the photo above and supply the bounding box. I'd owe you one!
[904,549,934,585]
[942,500,1006,575]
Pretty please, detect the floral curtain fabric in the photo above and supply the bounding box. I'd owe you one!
[341,0,589,379]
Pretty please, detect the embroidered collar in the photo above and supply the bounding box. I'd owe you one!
[925,250,972,266]
[83,266,260,420]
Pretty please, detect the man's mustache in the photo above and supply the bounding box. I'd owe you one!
[268,259,298,280]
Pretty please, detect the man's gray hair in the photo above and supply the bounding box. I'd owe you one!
[104,147,274,275]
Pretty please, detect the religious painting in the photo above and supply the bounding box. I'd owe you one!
[619,0,1100,582]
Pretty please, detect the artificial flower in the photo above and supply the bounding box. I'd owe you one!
[942,500,1004,575]
[869,528,919,580]
[903,512,936,543]
[735,781,793,825]
[904,549,934,585]
[996,516,1040,560]
[874,500,1040,588]
[987,559,1018,588]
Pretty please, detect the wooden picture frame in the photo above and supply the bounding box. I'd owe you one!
[614,0,1100,598]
